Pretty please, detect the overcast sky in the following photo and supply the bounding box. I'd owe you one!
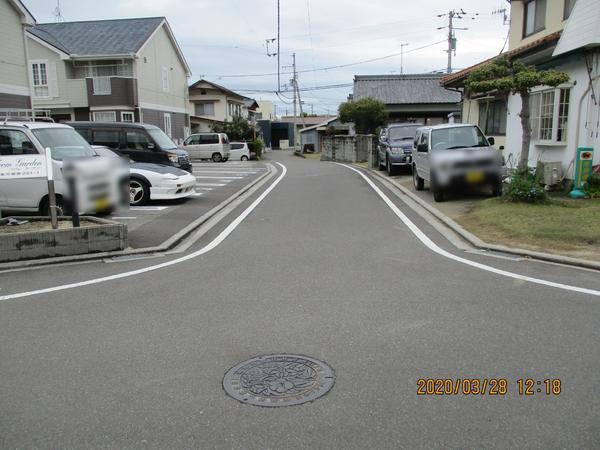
[24,0,511,116]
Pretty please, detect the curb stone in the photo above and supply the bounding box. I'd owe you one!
[0,164,275,271]
[366,167,600,272]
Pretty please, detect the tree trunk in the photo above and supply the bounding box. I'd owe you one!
[518,91,531,175]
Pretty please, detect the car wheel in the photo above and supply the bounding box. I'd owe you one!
[241,155,249,161]
[387,159,396,176]
[431,175,445,202]
[212,153,223,163]
[40,195,66,216]
[130,179,150,206]
[413,166,424,191]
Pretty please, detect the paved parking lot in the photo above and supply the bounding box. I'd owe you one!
[111,161,268,248]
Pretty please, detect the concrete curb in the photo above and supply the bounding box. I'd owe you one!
[367,168,600,271]
[0,164,275,271]
[293,150,306,159]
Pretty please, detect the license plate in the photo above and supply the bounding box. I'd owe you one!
[465,171,485,183]
[95,197,110,211]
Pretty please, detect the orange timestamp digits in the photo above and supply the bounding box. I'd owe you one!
[417,378,508,396]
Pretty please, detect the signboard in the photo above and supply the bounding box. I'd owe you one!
[0,155,47,179]
[573,147,594,190]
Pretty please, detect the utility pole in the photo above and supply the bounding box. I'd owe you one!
[437,9,476,74]
[277,0,281,92]
[400,43,409,74]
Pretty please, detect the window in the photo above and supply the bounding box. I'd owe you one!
[161,67,170,92]
[200,134,219,144]
[524,0,546,37]
[228,102,241,117]
[184,135,200,145]
[32,128,96,160]
[0,130,37,156]
[121,112,135,123]
[564,0,577,19]
[126,131,152,150]
[478,100,507,135]
[92,130,121,149]
[194,102,215,116]
[530,88,571,143]
[93,111,117,122]
[31,62,48,97]
[164,113,172,137]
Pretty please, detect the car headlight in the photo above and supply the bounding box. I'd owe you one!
[162,173,179,180]
[167,153,179,163]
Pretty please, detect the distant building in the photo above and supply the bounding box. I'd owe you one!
[256,100,275,121]
[299,116,351,153]
[25,16,192,140]
[0,0,35,109]
[353,74,461,125]
[280,115,337,146]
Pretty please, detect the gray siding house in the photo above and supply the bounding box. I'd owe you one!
[0,0,35,109]
[26,17,192,141]
[353,74,461,125]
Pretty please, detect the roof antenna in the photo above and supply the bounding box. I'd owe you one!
[54,0,64,23]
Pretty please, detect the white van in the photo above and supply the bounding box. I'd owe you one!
[0,122,116,215]
[182,133,231,162]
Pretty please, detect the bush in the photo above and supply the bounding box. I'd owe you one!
[505,172,547,203]
[248,139,263,159]
[585,173,600,198]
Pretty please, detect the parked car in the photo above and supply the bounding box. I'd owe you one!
[93,147,197,206]
[0,122,118,215]
[411,124,504,202]
[229,142,251,161]
[68,122,192,173]
[182,133,231,162]
[378,123,422,175]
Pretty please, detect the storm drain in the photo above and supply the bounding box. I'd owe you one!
[223,354,335,407]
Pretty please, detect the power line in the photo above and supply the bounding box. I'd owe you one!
[207,40,446,79]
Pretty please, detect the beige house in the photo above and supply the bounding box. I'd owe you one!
[442,0,599,177]
[188,79,257,133]
[256,100,276,121]
[24,17,191,141]
[0,0,35,110]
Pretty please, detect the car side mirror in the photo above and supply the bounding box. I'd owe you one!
[487,136,495,146]
[417,143,428,153]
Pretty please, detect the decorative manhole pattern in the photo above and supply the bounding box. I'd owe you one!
[223,354,335,407]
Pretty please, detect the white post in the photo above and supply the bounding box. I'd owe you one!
[45,147,58,229]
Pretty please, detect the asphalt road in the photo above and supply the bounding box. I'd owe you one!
[1,151,599,449]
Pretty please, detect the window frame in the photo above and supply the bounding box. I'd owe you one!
[92,111,117,122]
[529,87,571,144]
[523,0,547,38]
[478,99,507,136]
[0,129,39,156]
[30,60,49,98]
[121,111,135,123]
[164,113,172,138]
[161,67,170,92]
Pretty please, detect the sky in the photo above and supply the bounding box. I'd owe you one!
[23,0,511,117]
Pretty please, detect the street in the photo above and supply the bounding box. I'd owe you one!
[1,152,599,449]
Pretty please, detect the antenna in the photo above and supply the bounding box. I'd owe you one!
[492,8,510,26]
[54,0,64,22]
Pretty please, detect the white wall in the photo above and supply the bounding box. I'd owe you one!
[504,56,600,177]
[0,0,30,98]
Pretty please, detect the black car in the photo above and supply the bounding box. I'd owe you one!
[378,123,423,175]
[67,121,192,172]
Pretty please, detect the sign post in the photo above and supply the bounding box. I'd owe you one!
[570,148,594,199]
[44,147,59,229]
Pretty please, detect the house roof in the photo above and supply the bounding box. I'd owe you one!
[243,98,259,110]
[299,116,342,133]
[554,0,600,57]
[9,0,35,25]
[29,17,165,56]
[280,115,334,126]
[353,74,460,104]
[441,31,562,87]
[189,79,247,100]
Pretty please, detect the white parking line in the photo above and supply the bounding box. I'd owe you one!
[195,176,244,180]
[196,187,214,191]
[0,162,287,301]
[130,206,170,211]
[196,183,226,187]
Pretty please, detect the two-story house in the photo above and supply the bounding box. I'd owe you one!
[442,0,599,177]
[188,79,257,133]
[0,0,35,110]
[25,17,191,141]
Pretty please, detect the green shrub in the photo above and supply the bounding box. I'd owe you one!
[248,139,263,159]
[505,172,547,203]
[585,173,600,198]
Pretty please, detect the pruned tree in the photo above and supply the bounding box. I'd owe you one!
[466,56,569,174]
[210,115,255,141]
[338,97,388,134]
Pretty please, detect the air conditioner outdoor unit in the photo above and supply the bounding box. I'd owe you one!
[536,161,563,186]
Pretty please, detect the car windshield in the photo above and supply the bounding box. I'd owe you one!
[147,128,178,150]
[431,126,489,150]
[389,126,420,140]
[32,128,97,161]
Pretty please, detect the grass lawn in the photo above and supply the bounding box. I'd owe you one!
[457,197,600,261]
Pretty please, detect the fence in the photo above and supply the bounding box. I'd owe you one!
[321,135,376,163]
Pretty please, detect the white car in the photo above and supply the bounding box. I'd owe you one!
[182,132,231,162]
[93,147,197,205]
[230,142,251,161]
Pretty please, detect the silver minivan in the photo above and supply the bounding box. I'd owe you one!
[182,133,231,162]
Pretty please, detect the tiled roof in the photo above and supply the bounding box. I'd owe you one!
[353,74,460,104]
[441,31,562,87]
[28,17,164,56]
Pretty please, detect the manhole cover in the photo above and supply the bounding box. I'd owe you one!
[223,354,335,407]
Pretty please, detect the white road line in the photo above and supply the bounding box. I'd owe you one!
[111,217,137,220]
[196,183,226,187]
[192,171,259,174]
[195,176,244,180]
[338,164,600,297]
[0,163,287,302]
[191,193,204,197]
[130,206,169,211]
[196,187,214,191]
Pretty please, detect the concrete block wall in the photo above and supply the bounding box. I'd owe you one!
[321,135,373,163]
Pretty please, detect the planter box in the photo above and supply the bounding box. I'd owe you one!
[0,216,127,262]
